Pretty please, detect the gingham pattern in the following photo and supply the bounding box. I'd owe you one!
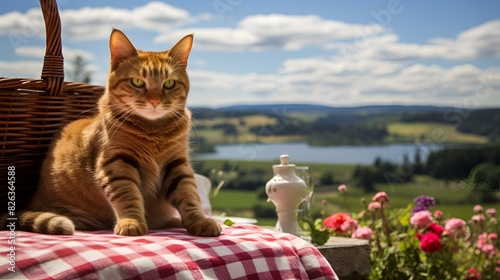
[1,224,338,280]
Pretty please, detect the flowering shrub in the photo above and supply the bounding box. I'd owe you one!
[312,185,499,280]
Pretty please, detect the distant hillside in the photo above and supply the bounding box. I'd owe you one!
[189,104,500,150]
[214,104,454,115]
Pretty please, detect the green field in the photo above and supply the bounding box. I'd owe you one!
[387,122,489,144]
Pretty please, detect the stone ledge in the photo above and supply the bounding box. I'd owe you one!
[316,237,370,280]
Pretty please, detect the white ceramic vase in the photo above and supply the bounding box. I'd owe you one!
[266,155,308,236]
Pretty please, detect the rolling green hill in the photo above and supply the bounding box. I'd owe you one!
[190,105,499,150]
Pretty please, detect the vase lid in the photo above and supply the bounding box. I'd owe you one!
[273,154,296,174]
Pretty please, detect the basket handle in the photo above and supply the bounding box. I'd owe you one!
[40,0,64,96]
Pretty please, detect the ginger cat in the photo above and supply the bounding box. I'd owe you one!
[11,29,221,237]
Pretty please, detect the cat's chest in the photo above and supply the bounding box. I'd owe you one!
[136,143,178,195]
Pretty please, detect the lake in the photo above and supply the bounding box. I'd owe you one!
[194,142,443,165]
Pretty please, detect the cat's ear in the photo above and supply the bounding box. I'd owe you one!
[168,34,193,67]
[109,29,137,68]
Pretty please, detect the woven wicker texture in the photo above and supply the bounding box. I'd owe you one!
[0,0,104,212]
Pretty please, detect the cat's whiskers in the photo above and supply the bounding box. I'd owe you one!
[104,104,136,141]
[74,107,99,119]
[168,105,189,133]
[189,108,206,152]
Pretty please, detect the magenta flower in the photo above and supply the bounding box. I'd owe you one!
[410,210,433,229]
[466,268,480,280]
[428,223,444,236]
[351,226,373,241]
[417,231,442,253]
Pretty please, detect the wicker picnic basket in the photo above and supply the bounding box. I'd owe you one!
[0,0,104,213]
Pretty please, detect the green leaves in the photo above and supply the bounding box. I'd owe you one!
[299,216,330,245]
[223,219,235,226]
[311,227,330,246]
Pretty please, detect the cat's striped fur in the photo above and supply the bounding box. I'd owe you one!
[10,30,221,236]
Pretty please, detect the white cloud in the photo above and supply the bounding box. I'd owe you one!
[14,45,94,61]
[0,2,193,41]
[2,45,104,85]
[0,60,42,78]
[61,2,192,40]
[187,50,500,108]
[1,4,499,107]
[187,63,500,108]
[13,46,45,59]
[156,14,385,51]
[328,20,500,61]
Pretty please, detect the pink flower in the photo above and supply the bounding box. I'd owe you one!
[471,214,485,224]
[418,231,442,252]
[337,184,347,192]
[433,210,443,220]
[351,226,373,241]
[486,208,496,217]
[410,210,433,229]
[367,202,381,212]
[473,204,483,213]
[428,223,444,236]
[488,233,498,241]
[481,244,497,257]
[477,232,488,249]
[444,218,467,237]
[372,192,389,203]
[321,199,328,206]
[340,218,359,233]
[476,232,499,257]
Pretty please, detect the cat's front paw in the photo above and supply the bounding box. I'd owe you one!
[183,217,222,237]
[115,218,147,236]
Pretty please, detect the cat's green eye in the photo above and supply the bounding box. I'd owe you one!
[131,77,145,88]
[163,80,176,90]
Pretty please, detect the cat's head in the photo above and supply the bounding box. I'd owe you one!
[105,29,193,121]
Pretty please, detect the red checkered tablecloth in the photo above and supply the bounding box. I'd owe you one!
[1,224,338,279]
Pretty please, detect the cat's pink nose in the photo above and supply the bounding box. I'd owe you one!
[149,99,160,107]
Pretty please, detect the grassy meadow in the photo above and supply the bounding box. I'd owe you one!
[387,122,489,144]
[198,160,500,226]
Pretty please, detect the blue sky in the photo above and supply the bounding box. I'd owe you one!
[0,0,499,108]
